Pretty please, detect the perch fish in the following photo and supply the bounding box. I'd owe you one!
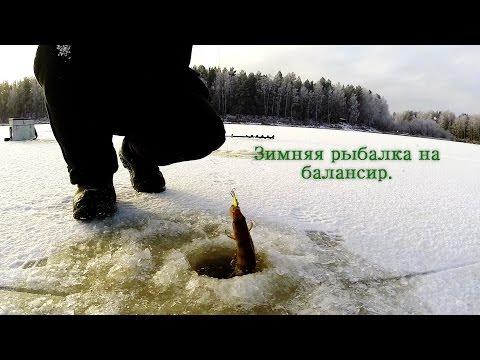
[227,190,256,276]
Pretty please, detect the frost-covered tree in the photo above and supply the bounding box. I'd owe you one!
[359,89,375,126]
[438,111,456,131]
[348,94,360,124]
[282,73,296,118]
[299,85,310,121]
[0,81,10,122]
[6,82,20,117]
[453,113,469,140]
[313,81,324,123]
[329,83,346,123]
[469,115,480,142]
[258,74,272,116]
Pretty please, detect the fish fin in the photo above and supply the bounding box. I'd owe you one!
[225,229,235,240]
[248,220,255,232]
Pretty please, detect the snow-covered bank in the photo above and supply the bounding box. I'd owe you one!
[0,124,479,314]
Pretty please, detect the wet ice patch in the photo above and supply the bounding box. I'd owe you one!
[213,149,257,159]
[0,209,429,314]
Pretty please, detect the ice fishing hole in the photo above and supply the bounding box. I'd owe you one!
[187,245,265,279]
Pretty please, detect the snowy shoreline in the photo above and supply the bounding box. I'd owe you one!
[224,119,464,143]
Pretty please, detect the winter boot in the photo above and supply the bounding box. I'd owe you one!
[73,183,117,220]
[119,140,166,193]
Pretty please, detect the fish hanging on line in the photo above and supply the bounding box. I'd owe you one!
[226,190,256,276]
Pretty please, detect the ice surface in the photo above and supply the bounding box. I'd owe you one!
[0,123,479,314]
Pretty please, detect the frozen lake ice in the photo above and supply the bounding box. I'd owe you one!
[0,123,479,314]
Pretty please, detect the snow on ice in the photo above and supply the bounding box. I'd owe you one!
[0,123,479,314]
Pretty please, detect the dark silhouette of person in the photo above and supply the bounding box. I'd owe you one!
[34,44,225,220]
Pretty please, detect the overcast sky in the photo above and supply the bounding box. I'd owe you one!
[1,45,479,115]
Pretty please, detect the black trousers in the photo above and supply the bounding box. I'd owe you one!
[34,45,225,185]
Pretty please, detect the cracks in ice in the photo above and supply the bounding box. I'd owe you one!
[0,285,74,298]
[350,259,480,285]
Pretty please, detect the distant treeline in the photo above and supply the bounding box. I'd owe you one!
[0,77,47,123]
[193,65,480,143]
[2,71,480,144]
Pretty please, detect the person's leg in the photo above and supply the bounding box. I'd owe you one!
[117,50,226,193]
[34,45,118,219]
[118,75,225,192]
[123,91,225,165]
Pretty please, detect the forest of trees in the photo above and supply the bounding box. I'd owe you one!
[1,71,480,144]
[193,64,480,143]
[0,77,47,123]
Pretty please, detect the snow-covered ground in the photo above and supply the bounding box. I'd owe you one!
[0,123,479,314]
